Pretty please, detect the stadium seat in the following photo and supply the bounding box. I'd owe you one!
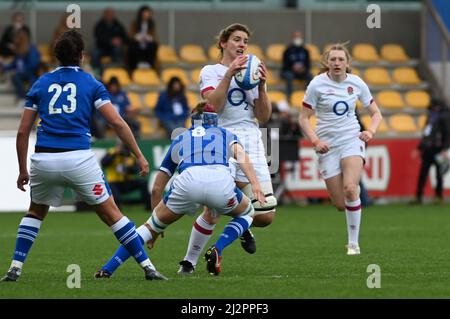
[179,44,208,64]
[132,69,160,87]
[157,44,179,64]
[417,114,427,130]
[38,44,52,64]
[377,90,405,109]
[404,90,430,109]
[364,67,392,86]
[290,90,306,109]
[389,114,417,133]
[266,69,281,86]
[161,68,190,86]
[392,67,421,85]
[352,43,380,62]
[380,44,409,62]
[190,68,202,85]
[266,44,286,63]
[138,115,156,136]
[127,92,143,109]
[246,44,265,60]
[208,44,221,61]
[350,67,361,77]
[186,91,201,109]
[311,66,320,76]
[322,43,335,54]
[267,90,287,104]
[304,43,321,62]
[103,67,131,86]
[143,92,159,110]
[360,114,389,134]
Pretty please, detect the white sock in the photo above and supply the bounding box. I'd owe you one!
[345,198,361,245]
[184,215,216,266]
[10,260,23,273]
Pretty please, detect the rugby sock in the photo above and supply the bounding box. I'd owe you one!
[345,198,362,245]
[183,215,216,266]
[103,225,152,274]
[214,215,253,255]
[110,217,154,269]
[9,215,42,274]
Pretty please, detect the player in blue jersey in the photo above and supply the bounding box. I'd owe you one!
[0,30,166,282]
[94,102,265,277]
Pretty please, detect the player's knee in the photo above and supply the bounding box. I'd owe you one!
[252,211,275,227]
[344,183,359,198]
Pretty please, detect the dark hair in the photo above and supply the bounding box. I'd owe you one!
[108,76,120,87]
[167,76,185,98]
[216,23,251,57]
[54,29,84,66]
[136,5,155,30]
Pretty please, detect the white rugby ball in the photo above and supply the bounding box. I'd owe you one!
[234,54,261,90]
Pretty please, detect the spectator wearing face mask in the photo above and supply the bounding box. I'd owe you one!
[0,12,31,58]
[280,30,312,99]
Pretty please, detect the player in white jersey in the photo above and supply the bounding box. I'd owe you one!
[177,23,276,275]
[299,43,382,255]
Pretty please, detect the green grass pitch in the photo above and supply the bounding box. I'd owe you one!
[1,203,450,298]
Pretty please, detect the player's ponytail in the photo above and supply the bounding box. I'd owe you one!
[319,41,352,75]
[54,29,84,66]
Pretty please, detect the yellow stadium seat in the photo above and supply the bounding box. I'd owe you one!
[377,90,404,109]
[143,92,159,110]
[417,114,427,130]
[190,68,202,85]
[179,44,208,64]
[405,90,430,109]
[100,56,112,65]
[266,44,286,63]
[266,69,281,86]
[131,69,160,87]
[157,44,179,64]
[103,67,131,86]
[311,66,321,76]
[352,43,380,62]
[322,43,336,54]
[138,116,156,136]
[186,91,201,110]
[127,92,142,109]
[208,44,221,61]
[364,67,392,86]
[38,44,52,64]
[246,44,265,60]
[380,44,409,62]
[392,67,421,85]
[290,90,306,109]
[360,115,389,134]
[389,114,417,133]
[267,90,287,104]
[350,67,361,77]
[304,43,321,62]
[185,118,192,129]
[161,68,190,86]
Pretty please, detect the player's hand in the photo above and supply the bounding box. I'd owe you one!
[314,140,330,154]
[226,55,248,78]
[17,172,29,192]
[359,130,373,143]
[137,156,149,177]
[258,61,267,85]
[252,186,266,206]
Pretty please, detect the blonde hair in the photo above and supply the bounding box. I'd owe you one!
[216,23,251,59]
[319,42,352,74]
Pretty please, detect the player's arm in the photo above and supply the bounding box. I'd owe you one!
[232,143,265,205]
[203,55,247,112]
[98,103,149,176]
[16,109,38,191]
[298,106,329,154]
[359,101,382,143]
[151,170,171,210]
[253,61,272,124]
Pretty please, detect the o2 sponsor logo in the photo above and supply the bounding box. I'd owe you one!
[227,88,247,108]
[333,100,349,116]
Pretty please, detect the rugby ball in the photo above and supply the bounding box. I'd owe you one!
[234,54,261,90]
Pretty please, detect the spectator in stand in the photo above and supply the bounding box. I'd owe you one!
[0,29,40,107]
[412,98,450,205]
[92,8,128,74]
[280,30,312,99]
[127,5,159,73]
[91,76,140,139]
[0,12,30,58]
[154,76,190,137]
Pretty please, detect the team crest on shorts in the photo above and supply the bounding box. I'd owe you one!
[347,86,354,95]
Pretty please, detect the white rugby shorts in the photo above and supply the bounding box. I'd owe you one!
[163,165,242,216]
[30,150,111,207]
[317,138,366,180]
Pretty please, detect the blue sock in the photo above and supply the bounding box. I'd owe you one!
[104,224,152,273]
[214,216,253,255]
[10,216,42,268]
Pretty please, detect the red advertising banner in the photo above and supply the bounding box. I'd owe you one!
[283,138,450,198]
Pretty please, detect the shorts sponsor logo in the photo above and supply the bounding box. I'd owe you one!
[226,198,236,207]
[92,184,103,196]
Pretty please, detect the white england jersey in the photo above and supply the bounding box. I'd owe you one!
[302,73,373,147]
